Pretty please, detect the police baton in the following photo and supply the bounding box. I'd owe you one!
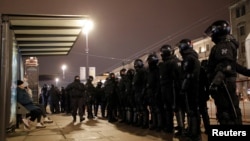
[222,80,237,119]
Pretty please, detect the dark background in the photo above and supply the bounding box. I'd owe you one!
[0,0,230,82]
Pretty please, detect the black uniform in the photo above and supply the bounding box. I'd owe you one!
[65,87,72,115]
[65,76,85,122]
[101,80,108,118]
[205,20,250,125]
[124,69,135,124]
[85,76,95,119]
[41,84,49,113]
[208,35,242,124]
[117,68,127,122]
[146,53,162,131]
[132,59,148,128]
[60,87,66,113]
[159,44,183,133]
[105,73,119,122]
[178,39,201,140]
[94,81,104,117]
[48,84,60,114]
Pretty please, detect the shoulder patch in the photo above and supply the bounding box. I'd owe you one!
[221,48,228,55]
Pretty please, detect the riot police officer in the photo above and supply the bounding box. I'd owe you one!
[146,53,162,131]
[132,59,148,128]
[94,81,104,117]
[158,44,183,134]
[85,76,95,119]
[105,73,119,122]
[65,75,85,122]
[125,68,135,124]
[41,84,49,113]
[178,39,201,140]
[117,68,127,122]
[205,20,246,125]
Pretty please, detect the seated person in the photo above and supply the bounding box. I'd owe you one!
[23,83,53,123]
[16,80,46,129]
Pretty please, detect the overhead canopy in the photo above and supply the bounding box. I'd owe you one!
[2,14,89,56]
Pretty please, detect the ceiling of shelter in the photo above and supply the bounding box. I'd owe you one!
[3,14,88,56]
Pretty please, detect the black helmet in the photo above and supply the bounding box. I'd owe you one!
[97,81,102,87]
[74,75,80,80]
[205,20,230,37]
[147,53,159,65]
[120,68,126,77]
[160,44,174,58]
[126,69,135,78]
[134,59,144,69]
[178,39,193,51]
[109,72,115,79]
[88,76,94,81]
[74,75,80,82]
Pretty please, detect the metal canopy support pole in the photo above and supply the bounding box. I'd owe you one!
[85,32,89,80]
[0,16,10,141]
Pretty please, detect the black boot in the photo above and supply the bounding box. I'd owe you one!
[165,111,174,133]
[73,116,76,122]
[132,110,138,126]
[80,116,85,122]
[127,108,134,125]
[156,112,163,132]
[149,113,157,130]
[174,110,185,137]
[186,114,201,141]
[142,110,149,129]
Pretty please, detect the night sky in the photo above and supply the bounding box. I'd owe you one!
[0,0,230,83]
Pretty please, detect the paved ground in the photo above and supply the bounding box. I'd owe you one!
[6,113,211,141]
[6,100,250,141]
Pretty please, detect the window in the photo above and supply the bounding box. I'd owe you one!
[200,46,206,53]
[237,22,246,36]
[242,5,246,16]
[206,44,210,51]
[240,42,245,58]
[239,26,245,36]
[236,7,240,18]
[235,5,246,18]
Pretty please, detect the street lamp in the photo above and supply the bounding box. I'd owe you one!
[83,19,94,80]
[55,78,59,86]
[61,64,67,79]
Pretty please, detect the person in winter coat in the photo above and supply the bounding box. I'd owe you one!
[16,80,46,129]
[48,84,61,114]
[65,75,86,122]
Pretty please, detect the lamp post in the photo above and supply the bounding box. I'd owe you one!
[83,20,94,80]
[55,78,59,86]
[61,64,67,79]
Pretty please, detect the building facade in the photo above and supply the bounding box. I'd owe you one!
[230,0,250,100]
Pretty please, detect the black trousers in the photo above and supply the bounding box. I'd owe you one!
[71,97,84,117]
[29,108,43,122]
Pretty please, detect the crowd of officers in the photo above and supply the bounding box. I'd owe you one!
[40,20,250,141]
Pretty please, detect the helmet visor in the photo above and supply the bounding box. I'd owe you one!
[204,25,216,36]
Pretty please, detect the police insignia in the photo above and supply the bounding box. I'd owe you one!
[221,49,228,55]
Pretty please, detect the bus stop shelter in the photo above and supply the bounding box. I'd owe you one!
[0,14,89,140]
